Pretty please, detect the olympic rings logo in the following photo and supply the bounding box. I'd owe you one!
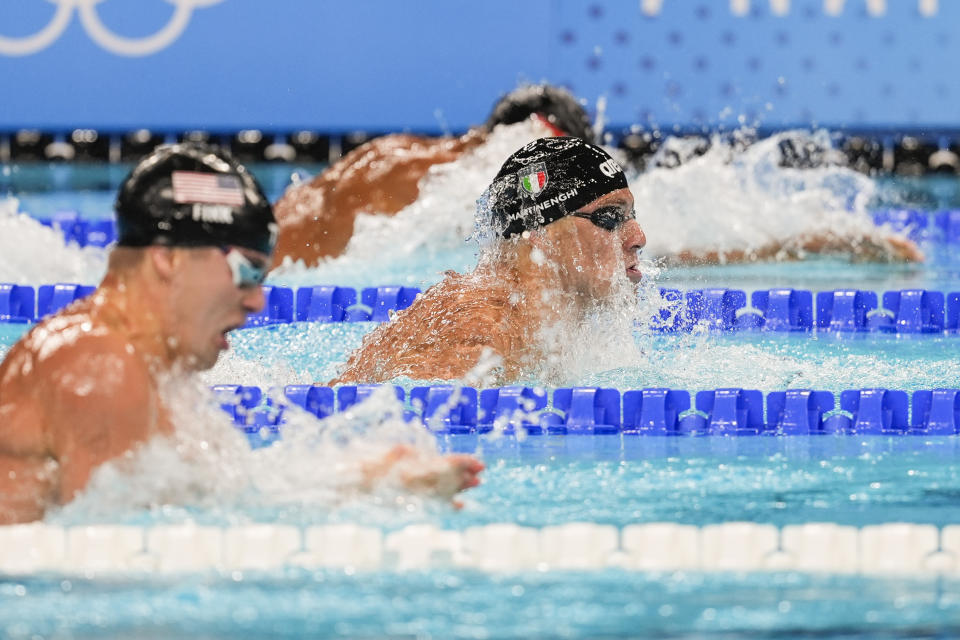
[0,0,224,57]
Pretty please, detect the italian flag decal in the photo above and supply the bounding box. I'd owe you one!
[519,163,548,196]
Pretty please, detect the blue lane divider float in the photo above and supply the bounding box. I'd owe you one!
[28,209,960,248]
[214,384,960,442]
[409,385,479,433]
[36,211,117,248]
[4,283,960,334]
[244,286,294,328]
[0,284,35,323]
[36,284,96,318]
[295,286,356,322]
[654,287,959,334]
[766,389,835,435]
[0,283,423,325]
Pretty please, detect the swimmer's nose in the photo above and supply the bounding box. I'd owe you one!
[622,219,646,254]
[242,284,266,313]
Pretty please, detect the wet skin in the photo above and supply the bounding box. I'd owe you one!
[0,247,483,524]
[273,130,486,265]
[331,188,648,386]
[0,246,265,523]
[543,188,646,299]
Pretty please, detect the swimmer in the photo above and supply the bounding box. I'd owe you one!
[331,136,645,384]
[274,86,920,269]
[664,235,921,264]
[273,84,594,264]
[0,143,483,524]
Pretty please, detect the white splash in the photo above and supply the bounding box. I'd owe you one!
[56,377,452,524]
[271,128,888,290]
[634,130,879,257]
[199,346,314,389]
[269,119,550,288]
[0,197,107,284]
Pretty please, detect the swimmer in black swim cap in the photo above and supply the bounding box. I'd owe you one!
[117,143,278,287]
[484,85,595,144]
[273,83,598,265]
[0,142,484,524]
[332,136,646,385]
[483,136,630,238]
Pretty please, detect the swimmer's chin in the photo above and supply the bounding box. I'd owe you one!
[218,322,245,351]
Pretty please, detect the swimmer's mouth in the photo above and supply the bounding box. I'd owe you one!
[626,264,643,282]
[220,322,245,341]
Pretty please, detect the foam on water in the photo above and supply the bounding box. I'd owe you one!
[583,333,960,393]
[0,197,106,284]
[1,127,893,291]
[269,119,550,288]
[270,127,892,290]
[636,130,881,257]
[57,378,458,525]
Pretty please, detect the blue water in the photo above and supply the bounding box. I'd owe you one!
[4,166,960,638]
[6,435,960,639]
[5,570,960,639]
[3,322,960,394]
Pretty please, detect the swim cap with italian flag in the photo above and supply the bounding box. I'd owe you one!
[483,137,628,238]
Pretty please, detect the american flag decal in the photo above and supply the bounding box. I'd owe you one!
[171,171,245,206]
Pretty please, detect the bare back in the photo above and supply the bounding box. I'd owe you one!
[273,132,484,265]
[331,271,534,384]
[0,296,164,523]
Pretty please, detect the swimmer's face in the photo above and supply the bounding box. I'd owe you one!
[168,247,268,370]
[541,188,645,299]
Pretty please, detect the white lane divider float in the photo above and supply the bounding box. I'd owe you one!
[2,522,960,576]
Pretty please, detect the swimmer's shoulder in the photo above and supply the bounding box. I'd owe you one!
[400,274,517,350]
[314,134,442,185]
[432,271,516,319]
[0,307,148,463]
[9,308,151,402]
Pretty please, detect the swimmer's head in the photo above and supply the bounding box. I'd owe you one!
[484,85,595,143]
[115,143,277,256]
[483,137,629,239]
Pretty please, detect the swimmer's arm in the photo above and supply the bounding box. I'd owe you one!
[0,351,60,523]
[0,455,57,524]
[793,231,924,262]
[667,230,923,265]
[45,337,155,503]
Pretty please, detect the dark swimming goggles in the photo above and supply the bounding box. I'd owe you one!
[222,247,269,288]
[571,205,635,231]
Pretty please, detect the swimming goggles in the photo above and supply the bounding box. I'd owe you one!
[222,247,269,288]
[571,205,635,231]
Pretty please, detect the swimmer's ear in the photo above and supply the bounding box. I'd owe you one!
[147,246,178,283]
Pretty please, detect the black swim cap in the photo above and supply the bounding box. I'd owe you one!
[484,85,596,144]
[115,143,277,255]
[485,137,629,239]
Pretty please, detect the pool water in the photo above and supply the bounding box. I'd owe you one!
[4,132,960,639]
[5,318,960,397]
[5,570,960,639]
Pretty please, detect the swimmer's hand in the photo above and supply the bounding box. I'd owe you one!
[361,444,484,508]
[880,234,925,263]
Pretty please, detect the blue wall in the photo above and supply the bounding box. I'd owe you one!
[1,0,956,133]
